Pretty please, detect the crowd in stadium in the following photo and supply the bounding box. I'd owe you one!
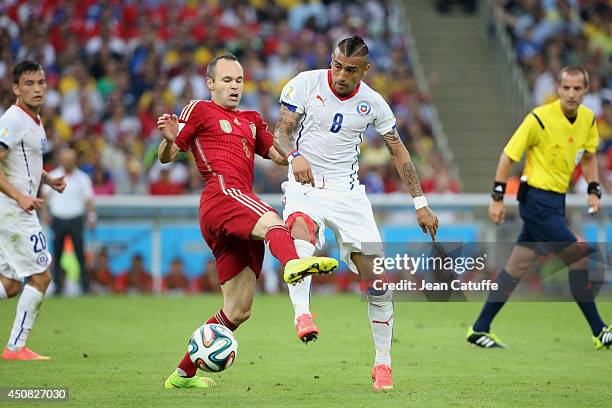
[0,0,458,196]
[495,0,612,192]
[88,251,224,295]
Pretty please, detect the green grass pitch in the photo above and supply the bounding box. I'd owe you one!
[1,295,611,407]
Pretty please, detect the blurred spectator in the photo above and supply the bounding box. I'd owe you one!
[92,165,115,195]
[191,259,221,294]
[114,254,152,294]
[150,167,185,195]
[164,257,190,294]
[116,156,148,195]
[90,248,114,295]
[599,101,612,151]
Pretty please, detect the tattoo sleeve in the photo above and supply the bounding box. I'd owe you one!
[381,129,424,197]
[273,105,303,157]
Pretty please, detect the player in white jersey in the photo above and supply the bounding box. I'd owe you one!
[274,36,439,391]
[0,61,66,361]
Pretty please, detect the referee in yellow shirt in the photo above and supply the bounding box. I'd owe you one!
[466,66,612,349]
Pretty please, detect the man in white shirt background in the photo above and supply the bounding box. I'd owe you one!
[43,147,95,295]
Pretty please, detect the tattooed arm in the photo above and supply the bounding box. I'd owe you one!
[381,128,424,197]
[273,105,301,157]
[381,128,439,240]
[274,105,314,186]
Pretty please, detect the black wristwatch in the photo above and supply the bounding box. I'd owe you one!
[491,181,506,202]
[588,182,602,199]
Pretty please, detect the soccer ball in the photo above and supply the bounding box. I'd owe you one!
[188,324,238,372]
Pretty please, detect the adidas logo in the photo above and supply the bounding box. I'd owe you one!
[475,336,496,348]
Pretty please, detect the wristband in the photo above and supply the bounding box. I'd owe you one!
[491,181,506,202]
[413,196,428,210]
[587,182,602,199]
[287,150,301,164]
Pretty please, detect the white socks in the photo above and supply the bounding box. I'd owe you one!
[7,284,43,351]
[288,239,315,320]
[0,282,7,299]
[368,291,394,366]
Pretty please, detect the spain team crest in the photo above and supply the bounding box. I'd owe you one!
[219,120,233,133]
[356,101,371,115]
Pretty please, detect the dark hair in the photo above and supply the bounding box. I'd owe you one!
[206,54,239,80]
[13,60,43,84]
[558,66,590,87]
[337,36,369,58]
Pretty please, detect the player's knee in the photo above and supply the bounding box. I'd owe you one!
[261,211,284,229]
[28,270,52,292]
[2,280,23,298]
[290,219,310,241]
[286,213,316,243]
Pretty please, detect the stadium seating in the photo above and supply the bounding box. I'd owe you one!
[0,0,460,196]
[493,0,611,193]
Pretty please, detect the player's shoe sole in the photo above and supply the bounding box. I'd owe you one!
[466,326,507,349]
[164,370,215,389]
[284,256,338,284]
[593,326,612,349]
[296,314,320,344]
[1,347,51,361]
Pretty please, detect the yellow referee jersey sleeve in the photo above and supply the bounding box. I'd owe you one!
[503,113,539,162]
[585,116,599,153]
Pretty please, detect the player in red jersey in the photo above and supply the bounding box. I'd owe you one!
[159,54,338,389]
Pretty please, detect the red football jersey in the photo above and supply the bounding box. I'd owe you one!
[175,100,274,192]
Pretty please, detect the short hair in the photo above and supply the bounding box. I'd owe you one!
[336,36,369,58]
[206,54,239,80]
[558,66,589,87]
[13,60,43,84]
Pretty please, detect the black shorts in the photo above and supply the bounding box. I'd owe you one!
[517,186,577,253]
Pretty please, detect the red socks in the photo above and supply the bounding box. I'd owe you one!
[265,225,299,265]
[206,309,238,331]
[177,309,239,378]
[177,352,198,378]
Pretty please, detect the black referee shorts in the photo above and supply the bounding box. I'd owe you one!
[517,186,577,253]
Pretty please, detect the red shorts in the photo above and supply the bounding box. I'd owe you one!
[199,187,276,285]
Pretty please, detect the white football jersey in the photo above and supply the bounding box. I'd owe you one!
[0,105,47,209]
[280,69,395,190]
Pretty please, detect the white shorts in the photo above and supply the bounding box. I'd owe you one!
[282,181,383,273]
[0,207,52,280]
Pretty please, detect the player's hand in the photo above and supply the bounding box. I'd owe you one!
[16,194,44,214]
[489,200,506,225]
[292,155,314,187]
[267,146,288,166]
[157,113,179,143]
[587,194,600,215]
[417,207,439,241]
[47,175,66,193]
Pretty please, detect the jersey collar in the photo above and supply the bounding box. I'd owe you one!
[327,70,360,101]
[555,99,579,125]
[211,99,240,114]
[15,103,41,125]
